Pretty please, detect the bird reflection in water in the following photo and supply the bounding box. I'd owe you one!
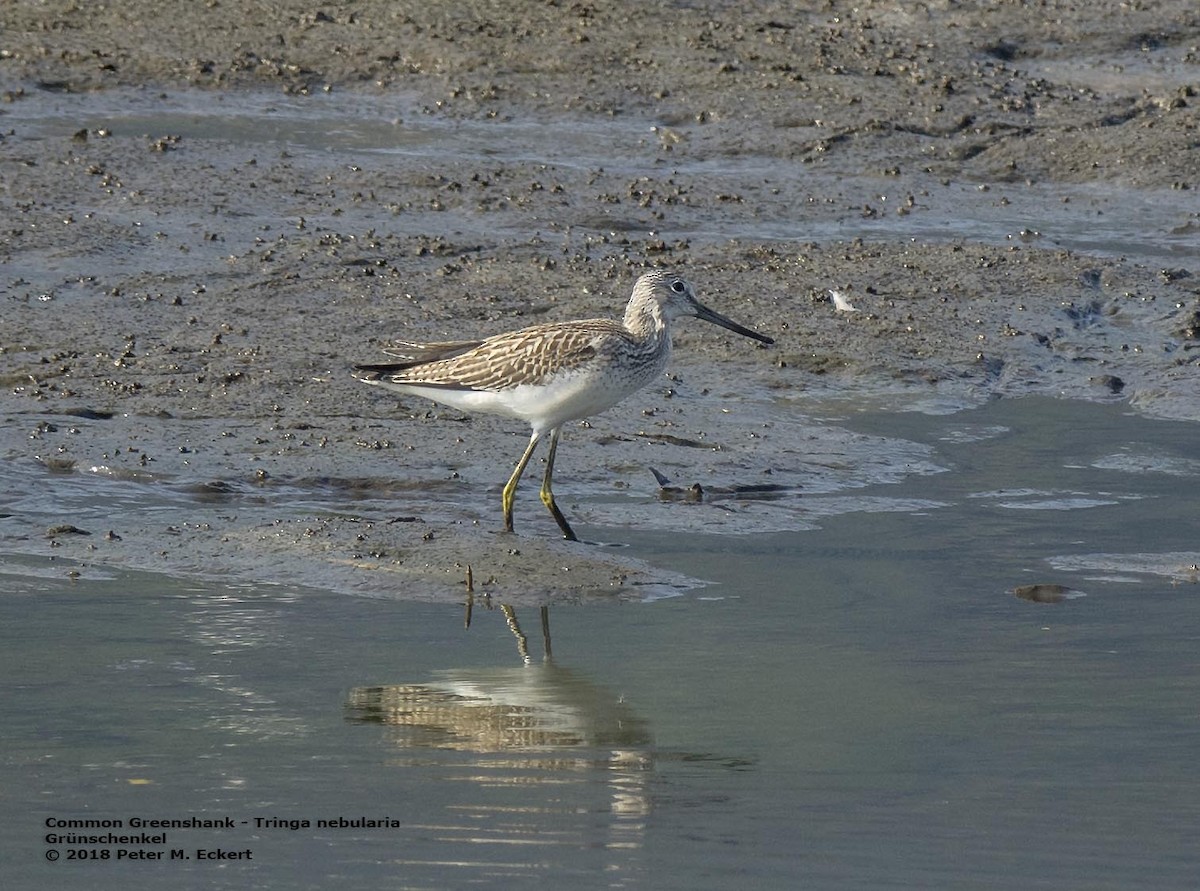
[345,604,650,751]
[344,602,653,879]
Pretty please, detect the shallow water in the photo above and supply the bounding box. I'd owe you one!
[4,395,1199,890]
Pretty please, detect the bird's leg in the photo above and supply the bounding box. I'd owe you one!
[539,427,578,541]
[502,432,541,533]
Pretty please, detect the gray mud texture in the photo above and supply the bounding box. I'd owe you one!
[1,1,1198,600]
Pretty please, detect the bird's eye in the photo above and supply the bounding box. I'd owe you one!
[670,280,686,294]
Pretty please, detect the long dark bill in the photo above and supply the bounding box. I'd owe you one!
[693,302,774,345]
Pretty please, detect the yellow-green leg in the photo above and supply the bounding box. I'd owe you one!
[501,432,541,533]
[539,427,578,541]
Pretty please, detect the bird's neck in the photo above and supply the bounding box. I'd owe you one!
[623,298,667,341]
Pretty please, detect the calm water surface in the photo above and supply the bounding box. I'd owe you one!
[3,396,1199,890]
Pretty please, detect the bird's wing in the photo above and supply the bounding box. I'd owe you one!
[357,321,625,391]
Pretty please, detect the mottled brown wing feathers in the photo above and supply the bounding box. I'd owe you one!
[356,320,627,391]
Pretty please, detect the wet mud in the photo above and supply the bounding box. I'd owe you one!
[1,1,1197,599]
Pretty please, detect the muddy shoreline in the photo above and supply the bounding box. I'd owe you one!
[2,1,1197,599]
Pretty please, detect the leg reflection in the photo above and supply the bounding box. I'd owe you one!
[499,605,552,664]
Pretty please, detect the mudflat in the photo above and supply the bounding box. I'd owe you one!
[1,1,1197,598]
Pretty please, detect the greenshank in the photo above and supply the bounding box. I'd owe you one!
[354,270,772,541]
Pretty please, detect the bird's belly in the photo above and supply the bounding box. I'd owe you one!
[504,365,655,432]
